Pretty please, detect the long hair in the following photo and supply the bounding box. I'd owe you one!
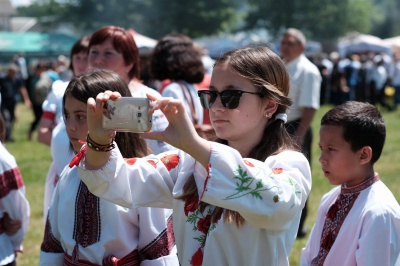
[63,69,148,158]
[89,26,140,80]
[178,46,298,226]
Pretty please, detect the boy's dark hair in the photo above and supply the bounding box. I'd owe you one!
[321,101,386,164]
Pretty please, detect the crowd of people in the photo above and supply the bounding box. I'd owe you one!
[0,25,399,266]
[313,49,400,111]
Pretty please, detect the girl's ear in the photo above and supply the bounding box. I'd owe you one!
[263,98,278,117]
[359,146,372,165]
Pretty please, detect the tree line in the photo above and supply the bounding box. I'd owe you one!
[17,0,400,41]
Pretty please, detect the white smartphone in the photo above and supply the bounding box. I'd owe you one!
[102,97,152,132]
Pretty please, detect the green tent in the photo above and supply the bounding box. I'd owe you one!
[0,31,77,61]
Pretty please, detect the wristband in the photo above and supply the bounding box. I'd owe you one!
[86,134,115,152]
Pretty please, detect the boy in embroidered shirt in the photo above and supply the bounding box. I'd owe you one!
[300,101,400,266]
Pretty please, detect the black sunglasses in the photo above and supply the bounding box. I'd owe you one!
[197,90,264,109]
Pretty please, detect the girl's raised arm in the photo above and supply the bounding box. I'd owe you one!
[84,91,211,170]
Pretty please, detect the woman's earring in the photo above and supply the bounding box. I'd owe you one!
[265,113,271,119]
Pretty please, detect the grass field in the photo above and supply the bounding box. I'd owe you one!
[5,102,400,265]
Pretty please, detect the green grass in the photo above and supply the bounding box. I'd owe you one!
[6,103,400,265]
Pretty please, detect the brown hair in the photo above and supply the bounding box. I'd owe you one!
[63,69,149,158]
[89,26,140,80]
[178,46,297,226]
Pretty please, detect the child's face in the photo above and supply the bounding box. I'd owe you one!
[64,94,88,153]
[318,125,367,187]
[209,64,271,153]
[72,51,88,77]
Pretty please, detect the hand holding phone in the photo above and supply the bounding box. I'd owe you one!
[102,97,152,132]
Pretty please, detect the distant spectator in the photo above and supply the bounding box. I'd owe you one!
[370,55,392,111]
[328,52,347,105]
[151,33,213,136]
[389,52,400,110]
[280,28,321,238]
[26,62,47,140]
[0,64,31,142]
[56,55,73,82]
[343,54,361,101]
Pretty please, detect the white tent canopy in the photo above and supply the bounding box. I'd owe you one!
[338,32,392,57]
[383,36,400,53]
[127,29,157,55]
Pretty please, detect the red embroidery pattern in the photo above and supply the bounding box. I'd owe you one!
[73,181,101,248]
[190,247,203,266]
[125,158,137,165]
[160,154,180,171]
[243,159,254,167]
[125,157,157,168]
[197,214,211,234]
[199,163,211,201]
[0,167,24,199]
[184,196,199,216]
[63,252,101,265]
[40,212,64,253]
[146,160,157,168]
[311,174,380,266]
[139,215,175,261]
[272,168,283,174]
[185,193,217,266]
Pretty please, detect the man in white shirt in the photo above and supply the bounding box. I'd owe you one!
[280,28,322,238]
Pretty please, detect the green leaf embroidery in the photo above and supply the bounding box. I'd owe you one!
[224,165,281,200]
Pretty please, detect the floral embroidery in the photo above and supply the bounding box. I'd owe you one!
[146,160,157,168]
[273,195,280,203]
[184,196,199,216]
[125,158,137,165]
[190,247,203,266]
[223,165,280,200]
[185,195,217,266]
[161,154,180,171]
[272,168,283,174]
[125,158,157,168]
[243,159,254,167]
[197,214,211,234]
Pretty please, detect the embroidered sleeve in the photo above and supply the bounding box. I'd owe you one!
[196,142,312,230]
[0,167,24,199]
[0,165,30,252]
[40,212,63,253]
[79,146,194,209]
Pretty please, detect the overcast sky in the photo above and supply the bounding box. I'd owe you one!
[10,0,32,7]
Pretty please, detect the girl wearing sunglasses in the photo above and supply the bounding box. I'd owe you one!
[78,46,311,266]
